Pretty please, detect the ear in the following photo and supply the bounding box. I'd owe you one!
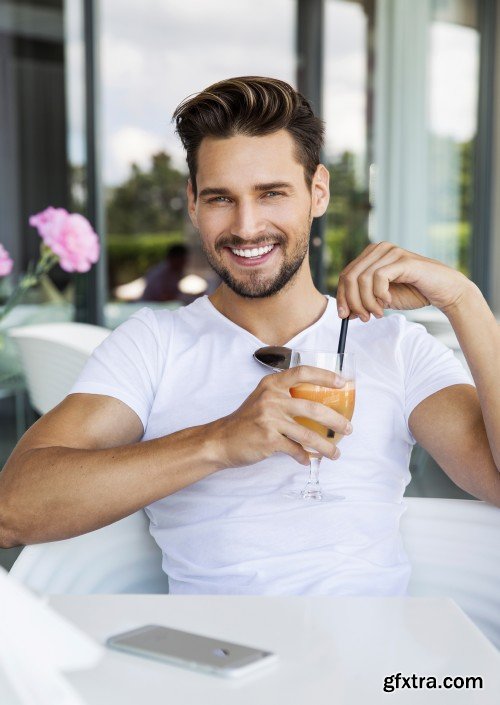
[310,164,330,218]
[187,179,198,228]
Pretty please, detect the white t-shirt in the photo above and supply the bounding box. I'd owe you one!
[70,296,472,596]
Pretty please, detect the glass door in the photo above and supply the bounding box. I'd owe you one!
[99,0,296,323]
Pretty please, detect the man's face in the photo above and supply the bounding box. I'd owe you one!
[187,130,329,298]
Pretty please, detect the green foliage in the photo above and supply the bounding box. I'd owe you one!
[428,137,474,224]
[106,152,187,235]
[107,232,184,287]
[323,222,470,291]
[459,140,474,224]
[324,227,348,291]
[428,222,471,275]
[105,152,188,288]
[323,143,473,292]
[325,152,370,293]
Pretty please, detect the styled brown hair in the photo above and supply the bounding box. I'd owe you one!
[173,76,324,197]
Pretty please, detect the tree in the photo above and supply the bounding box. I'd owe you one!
[325,152,370,288]
[106,152,187,235]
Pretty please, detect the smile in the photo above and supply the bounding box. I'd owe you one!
[229,244,275,259]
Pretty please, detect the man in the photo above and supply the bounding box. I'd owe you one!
[1,77,499,595]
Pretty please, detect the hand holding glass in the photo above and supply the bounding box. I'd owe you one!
[288,351,355,501]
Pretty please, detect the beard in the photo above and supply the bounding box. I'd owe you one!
[200,226,311,299]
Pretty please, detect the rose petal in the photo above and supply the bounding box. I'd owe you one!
[0,243,14,276]
[29,208,100,272]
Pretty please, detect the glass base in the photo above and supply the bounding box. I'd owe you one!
[283,485,345,502]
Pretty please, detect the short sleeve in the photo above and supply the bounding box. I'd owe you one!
[69,307,167,431]
[396,316,474,440]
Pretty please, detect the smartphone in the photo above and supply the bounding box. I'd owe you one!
[106,624,277,678]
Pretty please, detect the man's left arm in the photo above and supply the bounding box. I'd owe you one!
[409,382,500,506]
[336,242,500,506]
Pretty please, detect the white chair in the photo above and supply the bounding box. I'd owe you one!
[9,498,500,647]
[9,510,169,594]
[402,497,500,649]
[8,322,168,593]
[9,322,110,415]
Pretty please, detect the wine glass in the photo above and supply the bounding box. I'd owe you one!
[287,350,355,502]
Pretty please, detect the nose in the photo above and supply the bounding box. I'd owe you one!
[230,199,267,241]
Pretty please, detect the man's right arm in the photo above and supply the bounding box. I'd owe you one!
[0,366,350,548]
[0,393,224,547]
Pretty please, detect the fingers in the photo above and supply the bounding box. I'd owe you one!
[280,394,352,460]
[278,436,311,465]
[372,264,429,307]
[341,270,372,322]
[274,365,347,390]
[336,242,391,318]
[337,242,402,320]
[357,255,400,318]
[280,419,340,460]
[276,435,341,465]
[287,397,353,438]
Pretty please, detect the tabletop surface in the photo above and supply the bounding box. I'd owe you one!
[3,595,500,705]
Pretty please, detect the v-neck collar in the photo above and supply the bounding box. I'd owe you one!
[200,295,337,347]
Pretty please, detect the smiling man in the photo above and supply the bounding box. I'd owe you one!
[1,77,499,596]
[194,131,314,300]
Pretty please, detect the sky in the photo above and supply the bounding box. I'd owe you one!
[100,0,295,184]
[65,0,480,187]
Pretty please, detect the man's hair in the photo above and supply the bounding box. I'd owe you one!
[173,76,324,197]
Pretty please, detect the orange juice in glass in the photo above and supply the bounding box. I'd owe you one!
[288,351,355,501]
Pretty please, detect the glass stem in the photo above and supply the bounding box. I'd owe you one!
[306,455,322,489]
[300,455,323,500]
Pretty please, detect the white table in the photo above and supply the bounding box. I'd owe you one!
[20,595,500,704]
[1,595,499,704]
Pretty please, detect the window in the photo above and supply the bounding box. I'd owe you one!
[100,0,296,309]
[323,0,371,293]
[373,0,480,277]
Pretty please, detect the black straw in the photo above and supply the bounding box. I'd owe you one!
[337,318,349,369]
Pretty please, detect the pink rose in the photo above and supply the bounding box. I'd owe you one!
[0,244,14,277]
[29,207,100,273]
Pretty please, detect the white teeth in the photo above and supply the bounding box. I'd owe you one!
[230,244,274,258]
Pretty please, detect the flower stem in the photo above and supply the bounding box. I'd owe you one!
[0,281,31,322]
[0,246,59,323]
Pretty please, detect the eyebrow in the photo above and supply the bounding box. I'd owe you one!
[198,182,294,198]
[253,182,294,192]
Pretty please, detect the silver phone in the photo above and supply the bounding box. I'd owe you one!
[106,624,277,678]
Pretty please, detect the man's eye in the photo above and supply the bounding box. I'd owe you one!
[208,196,230,203]
[264,191,284,198]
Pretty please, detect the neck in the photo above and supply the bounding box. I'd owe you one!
[208,263,327,345]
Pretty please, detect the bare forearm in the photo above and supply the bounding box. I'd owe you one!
[444,282,500,467]
[0,365,352,547]
[0,424,220,546]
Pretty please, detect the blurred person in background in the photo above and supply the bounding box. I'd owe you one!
[141,244,189,302]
